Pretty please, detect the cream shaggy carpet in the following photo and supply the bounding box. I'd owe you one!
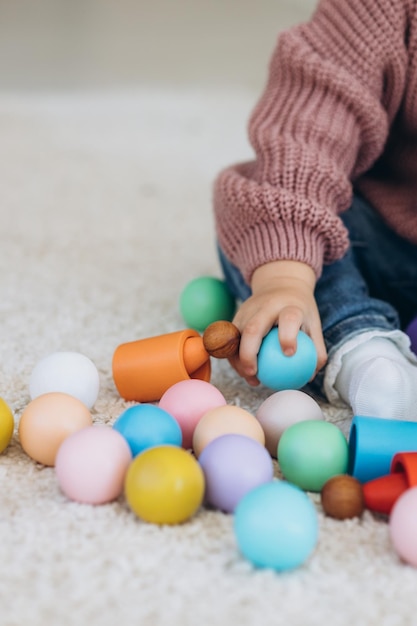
[0,88,415,626]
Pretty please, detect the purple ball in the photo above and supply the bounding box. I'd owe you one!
[198,434,274,513]
[406,316,417,356]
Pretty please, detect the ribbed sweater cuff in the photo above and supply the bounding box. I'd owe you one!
[222,220,326,284]
[214,167,349,284]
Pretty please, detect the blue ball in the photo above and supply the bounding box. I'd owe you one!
[257,329,317,391]
[113,404,182,457]
[234,481,318,571]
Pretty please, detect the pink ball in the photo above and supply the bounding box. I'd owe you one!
[159,379,226,449]
[390,487,417,566]
[55,425,132,504]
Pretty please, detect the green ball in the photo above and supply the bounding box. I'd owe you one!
[179,276,236,332]
[277,420,348,492]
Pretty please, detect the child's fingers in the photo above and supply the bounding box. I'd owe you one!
[276,306,304,356]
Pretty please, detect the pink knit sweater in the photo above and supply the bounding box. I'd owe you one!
[214,0,417,282]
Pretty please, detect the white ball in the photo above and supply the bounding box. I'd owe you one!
[29,351,100,409]
[255,390,324,457]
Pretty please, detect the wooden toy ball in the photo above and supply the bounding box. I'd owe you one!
[159,379,226,450]
[234,481,318,571]
[390,487,417,567]
[277,420,348,492]
[202,321,241,359]
[18,392,93,466]
[113,404,182,458]
[256,390,324,457]
[55,426,132,505]
[192,405,265,458]
[198,433,274,513]
[29,351,100,409]
[320,474,365,519]
[257,329,317,391]
[0,398,14,454]
[125,445,205,525]
[179,276,236,332]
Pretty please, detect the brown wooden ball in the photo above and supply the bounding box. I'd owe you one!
[202,321,241,359]
[320,474,365,520]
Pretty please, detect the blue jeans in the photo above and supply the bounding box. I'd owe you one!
[218,194,417,396]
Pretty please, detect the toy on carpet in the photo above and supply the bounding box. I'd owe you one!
[158,378,226,450]
[112,321,240,407]
[202,320,241,358]
[234,481,318,571]
[277,420,349,492]
[255,389,324,457]
[362,452,417,515]
[389,487,417,567]
[124,445,205,525]
[29,351,100,409]
[55,425,132,505]
[14,275,417,571]
[179,276,236,332]
[112,329,211,403]
[18,392,93,466]
[348,415,417,483]
[320,474,365,520]
[112,319,318,405]
[192,404,265,458]
[198,433,274,513]
[257,328,317,391]
[0,397,14,454]
[113,403,182,457]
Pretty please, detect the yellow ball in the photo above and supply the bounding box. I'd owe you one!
[125,445,205,525]
[0,398,14,454]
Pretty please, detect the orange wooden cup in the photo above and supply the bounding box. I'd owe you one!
[112,329,211,403]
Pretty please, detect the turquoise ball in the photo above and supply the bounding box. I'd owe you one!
[277,420,348,492]
[179,277,236,332]
[257,329,317,391]
[113,404,182,457]
[234,481,318,571]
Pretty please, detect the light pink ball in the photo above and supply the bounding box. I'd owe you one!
[159,379,226,449]
[256,390,324,457]
[390,487,417,567]
[55,425,132,504]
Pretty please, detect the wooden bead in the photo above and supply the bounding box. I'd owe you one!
[202,321,241,359]
[320,474,365,520]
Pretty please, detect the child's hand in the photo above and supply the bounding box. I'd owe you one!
[229,260,327,386]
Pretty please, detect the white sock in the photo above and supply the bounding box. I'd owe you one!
[334,337,417,421]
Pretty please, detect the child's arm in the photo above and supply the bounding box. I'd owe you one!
[214,0,409,384]
[229,260,327,386]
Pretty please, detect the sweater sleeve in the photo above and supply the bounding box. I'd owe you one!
[213,0,409,281]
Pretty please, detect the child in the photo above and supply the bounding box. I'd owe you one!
[213,0,417,420]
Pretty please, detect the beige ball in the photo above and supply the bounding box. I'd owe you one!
[19,392,93,466]
[192,404,265,457]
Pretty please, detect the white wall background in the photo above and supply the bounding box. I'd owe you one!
[0,0,316,91]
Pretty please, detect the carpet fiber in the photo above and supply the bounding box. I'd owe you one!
[0,88,415,626]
